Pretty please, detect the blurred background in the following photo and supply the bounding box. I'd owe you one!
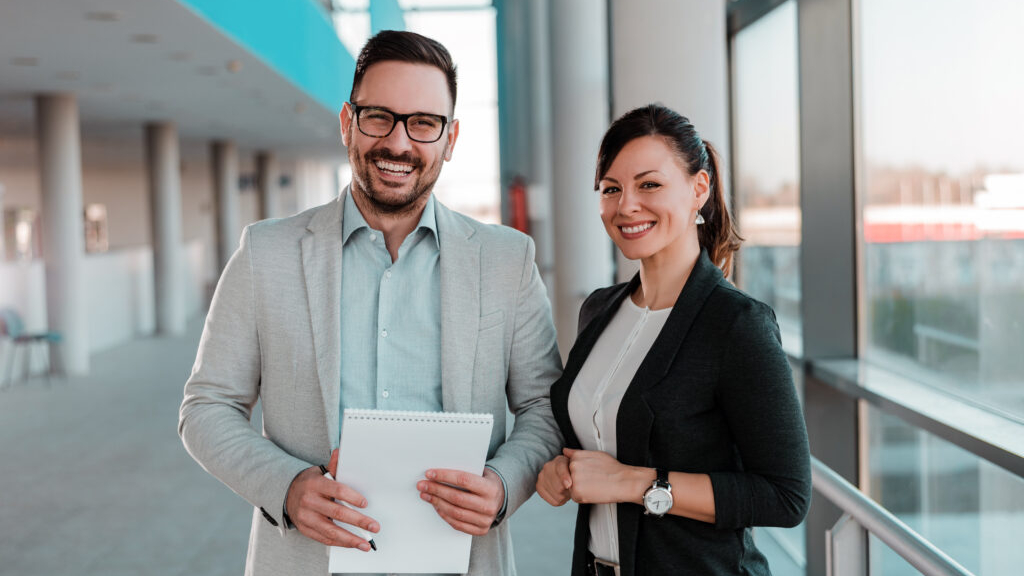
[1,0,1021,574]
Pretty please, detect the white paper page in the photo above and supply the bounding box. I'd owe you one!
[328,410,493,574]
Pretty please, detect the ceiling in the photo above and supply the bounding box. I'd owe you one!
[0,0,347,160]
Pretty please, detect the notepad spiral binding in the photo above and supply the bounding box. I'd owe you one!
[343,408,493,425]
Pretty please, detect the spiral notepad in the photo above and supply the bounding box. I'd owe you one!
[328,409,494,574]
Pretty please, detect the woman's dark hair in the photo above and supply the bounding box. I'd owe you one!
[595,103,742,277]
[351,30,458,113]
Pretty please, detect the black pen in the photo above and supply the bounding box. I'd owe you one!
[322,468,377,551]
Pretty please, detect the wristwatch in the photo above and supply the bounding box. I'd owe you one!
[643,468,673,517]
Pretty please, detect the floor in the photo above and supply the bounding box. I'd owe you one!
[0,318,576,575]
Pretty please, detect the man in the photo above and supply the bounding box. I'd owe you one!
[179,31,563,575]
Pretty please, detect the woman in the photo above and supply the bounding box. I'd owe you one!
[537,104,811,576]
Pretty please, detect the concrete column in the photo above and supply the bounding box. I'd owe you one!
[256,151,278,220]
[35,93,89,375]
[211,140,240,271]
[145,122,186,335]
[609,0,731,281]
[549,0,614,355]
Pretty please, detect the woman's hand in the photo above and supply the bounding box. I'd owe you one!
[536,454,573,506]
[563,448,651,505]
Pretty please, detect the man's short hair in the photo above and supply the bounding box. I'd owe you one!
[351,30,458,113]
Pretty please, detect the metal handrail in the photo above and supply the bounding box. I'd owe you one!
[811,457,975,576]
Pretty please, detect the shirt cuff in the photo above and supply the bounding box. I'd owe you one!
[484,464,509,527]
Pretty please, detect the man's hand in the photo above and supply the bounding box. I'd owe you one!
[417,467,505,536]
[284,449,379,550]
[536,454,572,506]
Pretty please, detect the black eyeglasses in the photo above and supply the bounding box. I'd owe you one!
[349,103,450,143]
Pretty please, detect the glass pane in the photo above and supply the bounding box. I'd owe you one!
[404,8,501,223]
[859,0,1024,418]
[731,0,802,354]
[866,406,1024,574]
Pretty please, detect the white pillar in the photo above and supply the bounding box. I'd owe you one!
[549,0,614,355]
[527,0,557,306]
[35,93,89,375]
[609,0,730,281]
[145,122,186,335]
[211,140,240,271]
[256,151,278,220]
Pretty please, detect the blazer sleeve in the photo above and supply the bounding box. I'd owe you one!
[178,226,310,532]
[485,235,564,517]
[707,301,812,529]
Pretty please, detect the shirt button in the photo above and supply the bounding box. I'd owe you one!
[369,233,377,242]
[381,329,388,338]
[385,270,392,279]
[382,390,390,399]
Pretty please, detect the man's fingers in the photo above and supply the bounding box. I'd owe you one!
[418,479,494,515]
[307,517,374,551]
[424,493,492,534]
[325,478,369,509]
[425,468,488,494]
[328,448,340,477]
[317,498,380,533]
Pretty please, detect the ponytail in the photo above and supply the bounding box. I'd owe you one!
[697,140,742,277]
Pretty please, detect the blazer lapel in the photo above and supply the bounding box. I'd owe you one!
[614,251,723,576]
[436,202,480,413]
[549,277,638,449]
[615,250,724,465]
[302,193,345,447]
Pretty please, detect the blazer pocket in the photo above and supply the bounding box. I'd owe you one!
[478,310,506,332]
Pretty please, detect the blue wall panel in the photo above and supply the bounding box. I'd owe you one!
[176,0,355,113]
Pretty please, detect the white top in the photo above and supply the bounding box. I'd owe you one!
[567,295,672,564]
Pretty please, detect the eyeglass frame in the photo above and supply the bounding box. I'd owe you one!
[348,102,451,144]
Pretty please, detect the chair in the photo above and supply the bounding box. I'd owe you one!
[0,308,62,388]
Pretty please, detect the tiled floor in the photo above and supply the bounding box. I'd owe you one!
[0,319,576,575]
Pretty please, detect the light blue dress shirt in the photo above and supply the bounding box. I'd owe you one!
[339,190,443,420]
[335,192,505,576]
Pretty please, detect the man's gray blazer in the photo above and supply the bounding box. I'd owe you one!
[179,190,563,575]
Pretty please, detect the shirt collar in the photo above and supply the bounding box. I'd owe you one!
[342,187,439,248]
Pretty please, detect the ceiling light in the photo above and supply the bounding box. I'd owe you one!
[226,60,243,73]
[11,57,39,66]
[131,34,159,44]
[85,11,120,22]
[294,102,307,114]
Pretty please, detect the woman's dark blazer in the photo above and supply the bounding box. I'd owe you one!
[550,250,812,576]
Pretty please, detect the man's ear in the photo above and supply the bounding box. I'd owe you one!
[444,118,460,161]
[339,103,353,147]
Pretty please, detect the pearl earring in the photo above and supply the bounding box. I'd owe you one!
[695,212,705,225]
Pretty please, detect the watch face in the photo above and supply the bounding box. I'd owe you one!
[645,489,672,515]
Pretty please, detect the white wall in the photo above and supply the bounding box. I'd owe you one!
[0,238,208,379]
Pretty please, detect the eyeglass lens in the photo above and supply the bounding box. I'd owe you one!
[357,108,445,143]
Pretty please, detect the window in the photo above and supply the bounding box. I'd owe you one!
[330,2,501,224]
[866,406,1024,574]
[731,0,802,355]
[858,0,1024,419]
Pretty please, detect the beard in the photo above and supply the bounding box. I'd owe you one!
[349,145,446,217]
